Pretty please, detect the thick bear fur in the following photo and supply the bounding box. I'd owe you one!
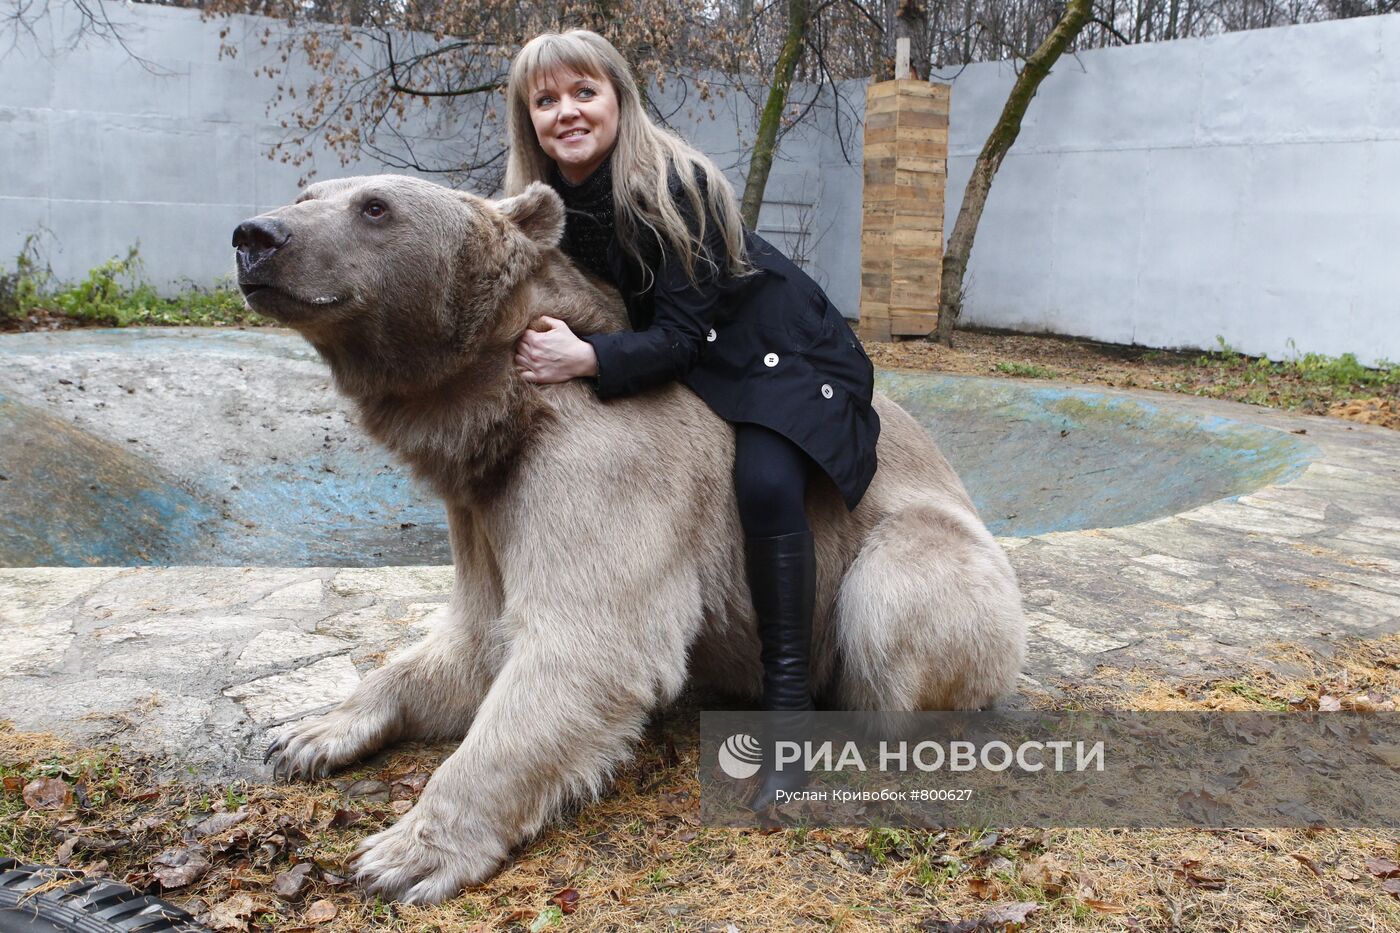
[237,174,1026,904]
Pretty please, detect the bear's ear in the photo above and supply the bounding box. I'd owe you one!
[497,182,566,247]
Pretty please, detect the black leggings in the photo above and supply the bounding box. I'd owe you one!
[733,423,812,538]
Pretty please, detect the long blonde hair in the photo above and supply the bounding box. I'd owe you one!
[504,29,751,286]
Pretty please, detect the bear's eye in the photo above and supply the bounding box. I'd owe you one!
[363,200,388,219]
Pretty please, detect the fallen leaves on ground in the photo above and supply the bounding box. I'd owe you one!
[204,891,271,931]
[1365,856,1400,878]
[550,887,581,914]
[151,845,211,889]
[7,651,1400,933]
[22,776,72,810]
[1329,397,1400,429]
[924,901,1042,931]
[194,808,250,838]
[271,862,315,899]
[303,899,338,924]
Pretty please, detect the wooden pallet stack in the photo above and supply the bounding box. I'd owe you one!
[858,78,950,342]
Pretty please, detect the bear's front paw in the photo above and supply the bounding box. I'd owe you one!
[263,704,397,781]
[351,806,505,904]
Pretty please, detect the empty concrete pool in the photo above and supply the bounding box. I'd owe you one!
[0,330,1320,567]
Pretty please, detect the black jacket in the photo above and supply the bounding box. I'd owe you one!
[567,175,881,510]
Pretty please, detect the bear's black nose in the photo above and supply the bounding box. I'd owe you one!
[232,218,292,269]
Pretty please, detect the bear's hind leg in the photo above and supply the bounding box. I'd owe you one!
[832,501,1026,713]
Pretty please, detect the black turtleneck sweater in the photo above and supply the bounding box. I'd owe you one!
[549,155,618,285]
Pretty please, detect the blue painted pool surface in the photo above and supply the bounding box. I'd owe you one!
[876,372,1319,538]
[0,350,1320,565]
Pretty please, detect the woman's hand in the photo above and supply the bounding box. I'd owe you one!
[515,315,599,384]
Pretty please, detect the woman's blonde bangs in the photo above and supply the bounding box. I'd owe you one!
[510,33,616,109]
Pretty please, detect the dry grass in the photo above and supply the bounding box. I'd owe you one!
[4,637,1400,932]
[865,332,1400,430]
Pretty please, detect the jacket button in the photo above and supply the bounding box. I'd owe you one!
[764,353,779,367]
[707,329,717,342]
[821,384,834,399]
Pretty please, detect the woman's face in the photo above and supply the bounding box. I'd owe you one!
[528,68,620,185]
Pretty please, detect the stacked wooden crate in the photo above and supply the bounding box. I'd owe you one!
[859,80,950,341]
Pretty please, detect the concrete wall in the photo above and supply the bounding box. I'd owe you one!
[7,6,1398,363]
[0,4,865,316]
[944,15,1400,365]
[3,5,318,293]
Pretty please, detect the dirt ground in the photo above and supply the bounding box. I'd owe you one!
[865,332,1400,430]
[4,635,1400,932]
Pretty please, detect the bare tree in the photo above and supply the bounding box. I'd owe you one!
[932,0,1092,345]
[29,0,1388,201]
[739,0,813,227]
[199,0,756,189]
[2,0,174,69]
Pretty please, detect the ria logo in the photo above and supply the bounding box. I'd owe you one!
[718,733,763,780]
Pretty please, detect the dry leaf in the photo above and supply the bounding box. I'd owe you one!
[1083,898,1127,913]
[965,878,995,899]
[1175,859,1227,891]
[549,854,589,880]
[1018,854,1070,893]
[550,887,580,914]
[151,846,210,889]
[327,808,362,829]
[303,899,338,923]
[1291,853,1323,877]
[1177,788,1231,824]
[22,777,72,811]
[1274,799,1326,826]
[346,779,390,802]
[205,892,262,931]
[195,809,250,838]
[1384,879,1400,899]
[390,772,429,800]
[272,862,315,899]
[2,775,23,795]
[980,901,1042,924]
[54,836,80,866]
[1318,695,1342,712]
[1365,856,1400,878]
[1344,693,1377,712]
[320,870,350,888]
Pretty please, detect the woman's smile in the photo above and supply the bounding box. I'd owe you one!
[529,69,619,184]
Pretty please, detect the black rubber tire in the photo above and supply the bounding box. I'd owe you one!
[0,860,211,933]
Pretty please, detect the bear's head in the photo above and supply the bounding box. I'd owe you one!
[233,175,566,396]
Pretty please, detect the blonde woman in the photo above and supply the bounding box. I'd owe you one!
[507,29,879,809]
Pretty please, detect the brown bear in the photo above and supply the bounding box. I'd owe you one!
[235,175,1025,904]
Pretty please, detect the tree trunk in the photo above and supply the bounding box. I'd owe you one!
[740,0,811,230]
[931,0,1091,346]
[895,0,929,79]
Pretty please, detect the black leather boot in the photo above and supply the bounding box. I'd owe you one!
[744,531,816,813]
